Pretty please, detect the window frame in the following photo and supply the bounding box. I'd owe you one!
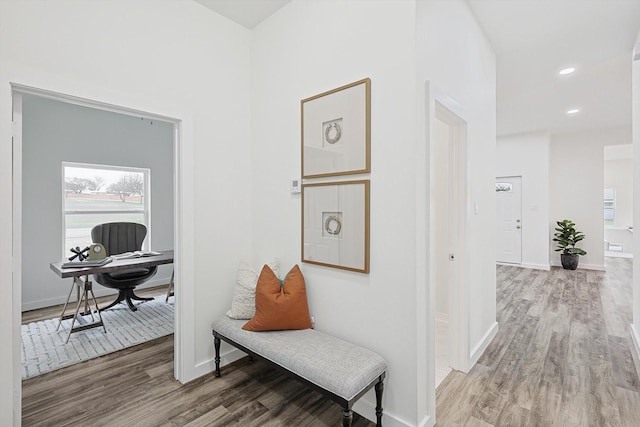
[61,161,151,256]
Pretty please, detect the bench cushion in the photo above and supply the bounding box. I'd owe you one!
[212,316,386,401]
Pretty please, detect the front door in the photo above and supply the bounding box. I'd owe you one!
[496,176,522,264]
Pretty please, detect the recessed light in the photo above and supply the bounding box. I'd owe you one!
[559,67,576,76]
[566,108,580,115]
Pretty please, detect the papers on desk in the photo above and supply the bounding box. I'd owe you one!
[61,257,113,269]
[111,251,162,260]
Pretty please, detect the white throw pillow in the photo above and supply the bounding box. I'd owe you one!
[226,259,280,319]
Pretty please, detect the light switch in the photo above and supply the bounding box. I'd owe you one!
[291,178,301,194]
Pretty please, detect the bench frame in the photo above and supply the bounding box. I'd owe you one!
[213,330,385,427]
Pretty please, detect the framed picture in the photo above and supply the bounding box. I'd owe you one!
[302,180,370,273]
[301,78,371,178]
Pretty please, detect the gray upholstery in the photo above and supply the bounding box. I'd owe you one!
[91,222,157,311]
[212,316,387,401]
[91,222,148,256]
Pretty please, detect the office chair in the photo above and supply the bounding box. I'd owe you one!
[91,222,157,311]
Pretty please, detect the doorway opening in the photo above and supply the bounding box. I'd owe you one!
[496,175,522,265]
[424,82,470,424]
[603,144,633,259]
[11,83,189,419]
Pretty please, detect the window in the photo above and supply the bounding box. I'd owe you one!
[604,188,615,225]
[495,182,513,192]
[63,162,150,256]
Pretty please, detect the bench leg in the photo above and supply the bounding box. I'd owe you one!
[375,377,384,427]
[342,409,353,427]
[214,336,221,377]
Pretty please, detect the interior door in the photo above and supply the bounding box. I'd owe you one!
[496,176,522,264]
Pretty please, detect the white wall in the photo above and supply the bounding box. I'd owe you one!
[0,0,252,423]
[22,96,174,311]
[496,132,551,269]
[550,131,606,269]
[251,1,418,424]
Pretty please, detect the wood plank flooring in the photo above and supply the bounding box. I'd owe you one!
[21,286,373,426]
[435,258,640,427]
[22,259,640,426]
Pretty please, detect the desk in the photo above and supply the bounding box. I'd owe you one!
[50,250,174,342]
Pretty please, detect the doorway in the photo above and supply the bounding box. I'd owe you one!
[496,176,522,264]
[424,84,471,424]
[10,84,192,421]
[603,145,633,259]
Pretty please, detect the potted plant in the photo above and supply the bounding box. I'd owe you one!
[553,219,587,270]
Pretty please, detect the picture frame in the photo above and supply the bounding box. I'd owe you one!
[301,78,371,178]
[302,180,370,273]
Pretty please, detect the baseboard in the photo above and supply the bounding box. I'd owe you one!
[630,324,640,377]
[21,275,172,312]
[470,321,499,367]
[353,398,415,427]
[496,262,550,271]
[418,414,434,427]
[192,347,246,380]
[549,261,606,271]
[520,263,551,271]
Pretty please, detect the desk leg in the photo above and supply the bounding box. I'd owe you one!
[85,278,106,334]
[57,279,77,331]
[165,270,175,302]
[66,287,85,343]
[64,276,107,344]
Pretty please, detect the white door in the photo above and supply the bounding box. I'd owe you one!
[496,176,522,264]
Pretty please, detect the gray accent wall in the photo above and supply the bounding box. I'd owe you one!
[22,95,174,310]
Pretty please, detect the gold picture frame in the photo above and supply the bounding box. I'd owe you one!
[302,180,370,273]
[301,78,371,178]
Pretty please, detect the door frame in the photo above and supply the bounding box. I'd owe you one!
[495,175,523,265]
[418,81,471,424]
[8,82,196,422]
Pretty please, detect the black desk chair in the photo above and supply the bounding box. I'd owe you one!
[91,222,157,311]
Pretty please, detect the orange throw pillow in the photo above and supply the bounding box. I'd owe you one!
[242,264,312,331]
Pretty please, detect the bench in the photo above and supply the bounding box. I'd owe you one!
[212,316,386,427]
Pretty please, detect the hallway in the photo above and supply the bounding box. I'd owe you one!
[436,258,640,426]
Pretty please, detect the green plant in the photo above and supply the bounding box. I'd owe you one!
[553,219,587,256]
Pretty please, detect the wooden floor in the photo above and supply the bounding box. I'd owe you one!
[436,258,640,427]
[21,287,373,426]
[22,259,640,426]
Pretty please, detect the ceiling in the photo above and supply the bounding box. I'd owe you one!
[467,0,640,137]
[194,0,291,29]
[195,0,640,138]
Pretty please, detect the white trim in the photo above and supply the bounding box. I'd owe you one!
[11,92,23,426]
[418,414,434,427]
[496,262,551,271]
[630,324,640,377]
[469,321,499,366]
[195,347,246,379]
[550,261,606,271]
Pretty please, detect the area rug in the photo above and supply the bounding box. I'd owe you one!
[21,297,174,379]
